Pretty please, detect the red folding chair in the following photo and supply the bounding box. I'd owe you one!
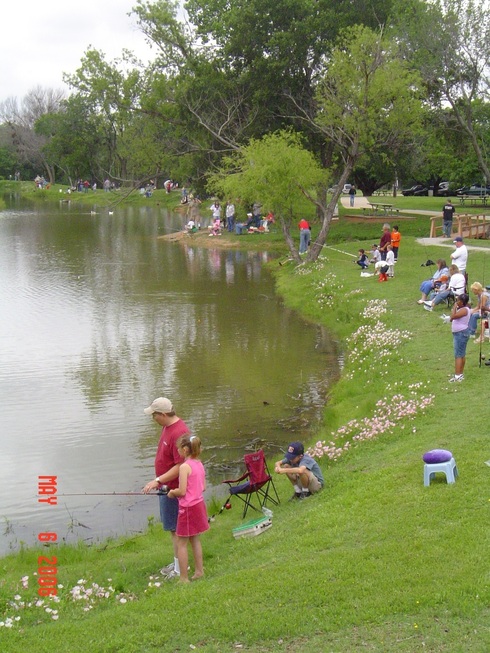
[222,450,280,518]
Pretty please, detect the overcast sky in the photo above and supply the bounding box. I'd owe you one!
[0,0,155,104]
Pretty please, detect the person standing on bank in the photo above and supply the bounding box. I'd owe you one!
[450,236,468,290]
[444,293,471,382]
[391,225,401,260]
[298,218,311,254]
[379,223,392,260]
[442,199,456,238]
[167,435,209,583]
[225,201,235,233]
[142,397,189,579]
[349,185,357,207]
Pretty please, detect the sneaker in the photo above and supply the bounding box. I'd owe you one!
[289,492,302,501]
[423,301,432,306]
[300,491,312,498]
[423,305,432,312]
[159,562,175,576]
[449,374,464,382]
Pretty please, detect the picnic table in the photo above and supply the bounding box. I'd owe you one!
[458,195,488,206]
[367,202,399,216]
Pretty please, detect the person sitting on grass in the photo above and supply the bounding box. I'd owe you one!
[468,282,490,343]
[274,441,324,500]
[417,258,449,304]
[423,264,465,312]
[209,217,222,236]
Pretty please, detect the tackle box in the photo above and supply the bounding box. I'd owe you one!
[232,515,272,539]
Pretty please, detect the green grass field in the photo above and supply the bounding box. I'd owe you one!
[1,199,489,651]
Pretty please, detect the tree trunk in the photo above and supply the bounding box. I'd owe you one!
[450,100,490,184]
[281,219,301,262]
[307,164,353,261]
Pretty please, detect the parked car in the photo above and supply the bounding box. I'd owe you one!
[435,182,459,196]
[456,184,490,196]
[402,184,428,196]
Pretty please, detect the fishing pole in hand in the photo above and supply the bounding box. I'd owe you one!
[479,251,487,368]
[56,487,169,497]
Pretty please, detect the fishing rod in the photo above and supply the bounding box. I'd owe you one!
[324,245,357,258]
[479,250,487,368]
[56,488,169,497]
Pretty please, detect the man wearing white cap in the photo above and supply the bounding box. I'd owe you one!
[451,236,468,290]
[142,397,189,579]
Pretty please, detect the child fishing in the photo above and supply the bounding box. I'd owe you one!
[167,435,209,583]
[355,248,369,269]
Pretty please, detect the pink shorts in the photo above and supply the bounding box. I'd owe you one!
[176,501,210,537]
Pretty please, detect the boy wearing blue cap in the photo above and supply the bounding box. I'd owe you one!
[274,441,324,500]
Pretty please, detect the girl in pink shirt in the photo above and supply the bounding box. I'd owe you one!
[167,435,209,582]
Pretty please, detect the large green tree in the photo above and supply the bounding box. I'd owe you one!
[63,48,154,183]
[210,27,423,261]
[0,87,65,183]
[209,130,325,261]
[307,26,423,259]
[133,0,397,172]
[392,0,490,184]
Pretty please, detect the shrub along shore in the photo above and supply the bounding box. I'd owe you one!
[1,192,489,651]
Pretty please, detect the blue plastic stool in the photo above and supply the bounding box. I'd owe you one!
[424,457,458,486]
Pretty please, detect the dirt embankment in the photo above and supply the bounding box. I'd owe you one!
[158,229,243,248]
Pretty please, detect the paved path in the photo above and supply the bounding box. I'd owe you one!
[339,195,438,216]
[340,196,490,251]
[417,237,490,252]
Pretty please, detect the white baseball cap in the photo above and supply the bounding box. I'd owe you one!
[144,397,173,415]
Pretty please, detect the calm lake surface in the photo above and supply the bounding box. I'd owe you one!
[0,196,341,555]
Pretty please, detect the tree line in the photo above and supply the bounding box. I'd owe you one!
[1,0,490,260]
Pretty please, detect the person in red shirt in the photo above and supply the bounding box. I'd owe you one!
[298,218,311,254]
[142,397,189,579]
[379,223,391,260]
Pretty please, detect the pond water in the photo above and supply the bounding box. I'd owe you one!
[0,196,341,555]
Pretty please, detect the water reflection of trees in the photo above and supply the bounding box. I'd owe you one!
[33,207,339,459]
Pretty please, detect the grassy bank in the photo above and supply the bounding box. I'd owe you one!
[1,209,490,651]
[0,180,183,211]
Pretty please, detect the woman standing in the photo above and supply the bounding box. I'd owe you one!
[446,293,471,382]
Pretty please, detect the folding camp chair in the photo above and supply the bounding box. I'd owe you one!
[222,449,280,518]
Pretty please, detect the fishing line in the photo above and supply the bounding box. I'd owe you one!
[58,492,166,496]
[479,249,486,367]
[324,245,357,258]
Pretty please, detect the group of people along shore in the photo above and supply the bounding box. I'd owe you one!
[417,234,490,381]
[353,223,401,282]
[142,397,323,583]
[184,200,275,236]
